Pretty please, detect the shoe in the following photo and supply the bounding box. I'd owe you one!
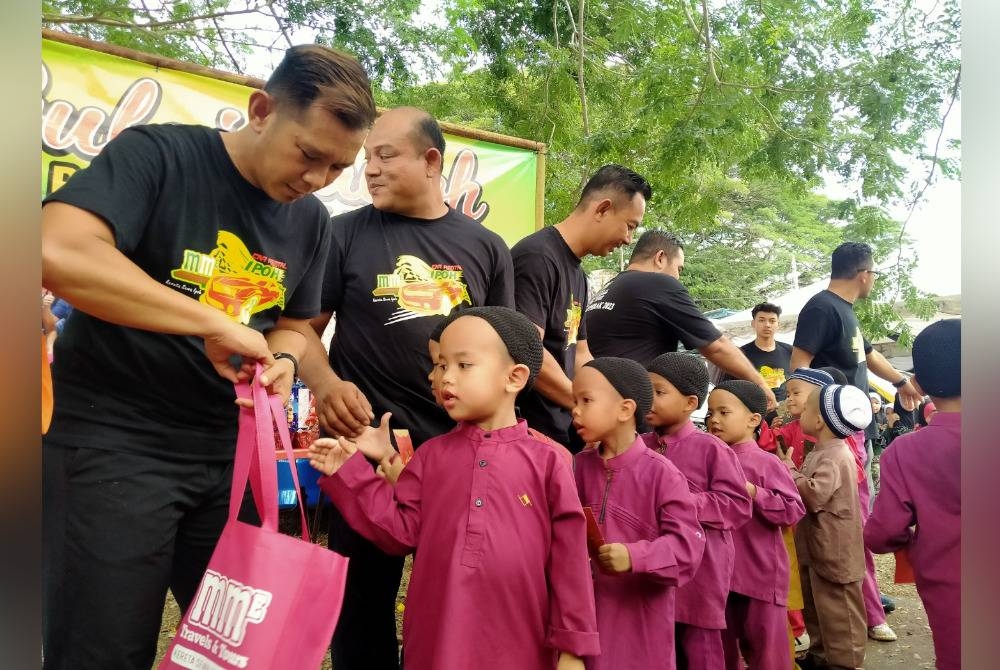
[881,593,896,614]
[868,622,898,641]
[794,632,811,653]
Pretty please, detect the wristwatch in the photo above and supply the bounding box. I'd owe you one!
[272,352,299,379]
[892,376,909,388]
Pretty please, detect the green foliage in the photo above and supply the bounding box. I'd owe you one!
[43,0,960,341]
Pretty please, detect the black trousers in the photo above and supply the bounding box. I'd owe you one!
[42,441,255,670]
[327,501,405,670]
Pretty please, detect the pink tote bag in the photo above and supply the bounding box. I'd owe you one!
[161,369,349,670]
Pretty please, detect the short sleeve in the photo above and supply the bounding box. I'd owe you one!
[655,279,721,349]
[577,274,590,341]
[485,241,516,308]
[281,203,332,319]
[513,251,558,330]
[320,213,351,313]
[793,299,837,356]
[43,126,165,254]
[863,336,873,355]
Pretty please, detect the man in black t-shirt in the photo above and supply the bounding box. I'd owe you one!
[720,302,793,403]
[297,107,514,670]
[40,46,375,669]
[585,230,778,409]
[511,165,650,449]
[791,242,922,406]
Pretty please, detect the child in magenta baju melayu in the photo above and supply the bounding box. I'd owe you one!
[573,357,706,670]
[710,380,806,670]
[642,353,753,670]
[309,307,599,670]
[865,320,961,670]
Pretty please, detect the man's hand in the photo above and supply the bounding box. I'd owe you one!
[556,652,585,670]
[204,321,273,384]
[233,357,296,409]
[596,543,632,574]
[313,378,375,438]
[307,437,358,476]
[895,380,923,412]
[761,384,778,411]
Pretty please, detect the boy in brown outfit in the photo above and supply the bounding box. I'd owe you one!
[781,383,872,670]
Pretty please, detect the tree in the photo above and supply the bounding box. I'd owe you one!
[42,0,957,342]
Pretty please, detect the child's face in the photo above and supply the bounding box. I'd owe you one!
[800,388,825,437]
[571,366,633,444]
[427,339,443,406]
[706,389,760,445]
[646,372,696,431]
[784,378,815,418]
[437,316,524,424]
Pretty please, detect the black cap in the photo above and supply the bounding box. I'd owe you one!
[647,352,710,407]
[585,357,654,425]
[714,380,768,416]
[444,306,544,388]
[912,319,960,398]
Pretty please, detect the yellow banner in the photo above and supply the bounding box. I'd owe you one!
[41,38,539,247]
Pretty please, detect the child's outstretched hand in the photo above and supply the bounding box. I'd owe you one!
[596,543,631,574]
[348,412,396,463]
[308,437,357,476]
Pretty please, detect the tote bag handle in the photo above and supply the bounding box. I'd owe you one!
[232,364,311,541]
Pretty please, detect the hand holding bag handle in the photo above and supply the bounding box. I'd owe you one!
[232,364,311,540]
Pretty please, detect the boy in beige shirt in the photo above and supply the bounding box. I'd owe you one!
[781,384,872,670]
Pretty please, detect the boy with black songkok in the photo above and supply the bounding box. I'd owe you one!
[309,306,599,670]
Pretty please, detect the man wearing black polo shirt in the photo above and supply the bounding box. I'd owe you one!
[511,164,649,449]
[585,229,777,408]
[40,45,375,669]
[297,107,514,670]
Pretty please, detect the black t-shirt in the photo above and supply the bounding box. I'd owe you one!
[43,124,332,460]
[793,290,873,391]
[510,226,588,444]
[323,205,514,446]
[584,270,721,366]
[728,340,794,402]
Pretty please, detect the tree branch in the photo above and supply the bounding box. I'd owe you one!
[212,17,243,73]
[43,5,267,31]
[576,0,590,138]
[267,1,294,48]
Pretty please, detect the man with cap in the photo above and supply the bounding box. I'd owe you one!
[296,107,515,670]
[781,383,872,670]
[308,306,599,670]
[512,164,651,450]
[584,229,777,410]
[572,356,705,670]
[865,319,961,670]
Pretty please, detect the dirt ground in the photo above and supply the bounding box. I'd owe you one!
[154,511,934,669]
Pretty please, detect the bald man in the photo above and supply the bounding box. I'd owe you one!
[298,107,515,670]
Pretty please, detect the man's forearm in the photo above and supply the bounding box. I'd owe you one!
[297,316,343,392]
[535,349,576,410]
[701,337,767,387]
[866,349,905,383]
[789,346,814,371]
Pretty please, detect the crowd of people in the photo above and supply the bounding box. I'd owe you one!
[40,41,960,670]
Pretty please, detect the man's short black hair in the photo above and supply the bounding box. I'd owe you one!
[751,302,782,319]
[629,229,683,264]
[264,44,376,130]
[831,242,874,280]
[411,110,446,156]
[577,164,652,209]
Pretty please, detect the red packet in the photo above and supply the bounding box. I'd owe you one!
[583,506,605,557]
[894,548,916,584]
[392,429,415,465]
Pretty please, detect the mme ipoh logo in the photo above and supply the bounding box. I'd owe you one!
[185,570,272,648]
